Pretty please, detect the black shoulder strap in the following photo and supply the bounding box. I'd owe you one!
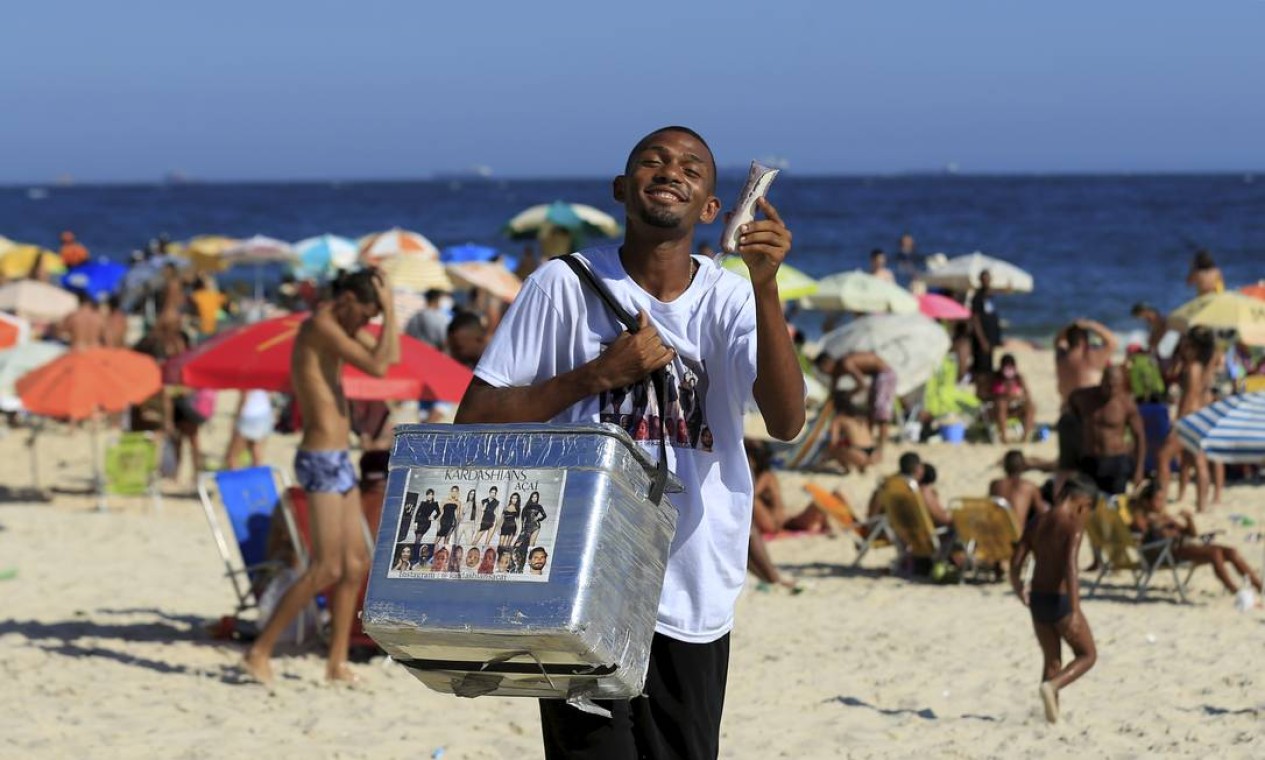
[559,254,671,506]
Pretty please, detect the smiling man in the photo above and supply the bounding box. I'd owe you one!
[455,126,805,759]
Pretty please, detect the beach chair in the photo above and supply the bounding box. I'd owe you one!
[780,397,836,470]
[197,466,312,635]
[802,482,895,565]
[948,496,1020,582]
[1086,495,1197,603]
[104,431,163,512]
[875,475,956,576]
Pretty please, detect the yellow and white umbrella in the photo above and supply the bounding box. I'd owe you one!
[0,245,65,279]
[178,235,239,273]
[719,256,818,301]
[379,254,453,293]
[1169,292,1265,346]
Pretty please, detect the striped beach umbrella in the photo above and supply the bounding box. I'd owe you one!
[359,228,440,264]
[293,235,358,278]
[1176,393,1265,463]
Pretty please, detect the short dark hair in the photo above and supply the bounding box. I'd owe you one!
[447,310,484,337]
[424,288,445,305]
[1000,353,1016,368]
[1066,324,1088,348]
[870,248,886,260]
[331,268,381,308]
[529,547,548,559]
[1003,450,1025,476]
[1131,301,1154,317]
[1192,250,1215,270]
[1057,472,1100,503]
[75,289,94,306]
[1187,326,1216,364]
[919,463,937,486]
[625,126,717,192]
[898,452,922,476]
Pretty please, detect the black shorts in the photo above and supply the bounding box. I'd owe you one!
[539,632,730,759]
[971,345,994,376]
[1080,454,1134,496]
[1056,412,1082,471]
[1029,591,1072,625]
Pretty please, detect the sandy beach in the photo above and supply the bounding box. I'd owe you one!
[2,346,1263,759]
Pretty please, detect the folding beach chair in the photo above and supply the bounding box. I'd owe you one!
[198,466,312,637]
[1086,495,1201,603]
[780,397,836,470]
[876,475,956,576]
[802,482,894,566]
[948,496,1020,582]
[104,432,163,512]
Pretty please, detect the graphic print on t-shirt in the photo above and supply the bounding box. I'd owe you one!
[598,353,713,452]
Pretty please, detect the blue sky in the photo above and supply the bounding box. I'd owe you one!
[3,1,1263,182]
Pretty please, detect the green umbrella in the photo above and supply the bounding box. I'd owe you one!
[719,256,819,301]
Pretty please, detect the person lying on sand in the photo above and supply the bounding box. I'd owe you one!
[746,440,827,535]
[1133,481,1262,602]
[1010,473,1099,724]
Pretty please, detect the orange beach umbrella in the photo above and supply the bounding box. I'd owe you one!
[17,348,161,420]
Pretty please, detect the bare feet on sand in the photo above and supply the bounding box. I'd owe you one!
[1039,682,1058,724]
[326,664,361,685]
[241,650,274,686]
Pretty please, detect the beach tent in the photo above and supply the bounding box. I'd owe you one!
[819,313,951,396]
[800,270,917,314]
[922,252,1034,294]
[720,256,819,301]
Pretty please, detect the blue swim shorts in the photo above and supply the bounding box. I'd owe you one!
[294,449,357,495]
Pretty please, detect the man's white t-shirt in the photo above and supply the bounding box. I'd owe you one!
[474,246,760,643]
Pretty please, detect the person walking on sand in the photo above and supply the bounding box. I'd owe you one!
[1010,473,1099,725]
[242,268,399,686]
[455,126,805,759]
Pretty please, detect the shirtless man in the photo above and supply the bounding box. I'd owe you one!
[1053,319,1117,473]
[243,268,399,686]
[1156,328,1215,511]
[816,350,896,453]
[990,449,1049,529]
[1010,473,1098,724]
[102,295,128,348]
[59,291,105,350]
[1068,365,1145,497]
[158,264,187,330]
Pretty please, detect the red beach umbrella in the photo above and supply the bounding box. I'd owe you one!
[165,314,471,402]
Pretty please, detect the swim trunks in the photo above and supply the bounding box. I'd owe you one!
[1029,591,1072,624]
[294,449,357,495]
[869,369,898,423]
[1079,454,1134,496]
[1056,412,1082,471]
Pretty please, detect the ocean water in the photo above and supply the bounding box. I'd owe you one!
[2,174,1262,338]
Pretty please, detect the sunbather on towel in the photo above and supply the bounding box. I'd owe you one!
[1132,482,1262,599]
[746,440,827,535]
[1010,473,1099,725]
[990,450,1050,529]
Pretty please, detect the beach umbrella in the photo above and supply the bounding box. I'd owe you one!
[1176,393,1265,464]
[359,228,441,264]
[164,314,471,402]
[293,235,358,279]
[720,256,819,301]
[0,341,66,409]
[503,201,622,241]
[0,312,29,350]
[922,252,1034,294]
[1241,282,1265,302]
[0,280,78,322]
[0,235,15,254]
[1168,292,1265,346]
[61,260,129,301]
[378,254,453,293]
[446,261,522,303]
[441,243,499,263]
[178,235,238,273]
[0,245,66,279]
[800,270,917,314]
[222,236,298,299]
[819,313,951,396]
[17,348,162,510]
[918,292,972,321]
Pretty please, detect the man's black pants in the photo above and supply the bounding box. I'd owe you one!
[539,632,730,760]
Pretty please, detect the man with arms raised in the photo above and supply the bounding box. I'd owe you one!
[1053,319,1118,475]
[456,126,805,759]
[243,269,399,685]
[1068,365,1145,497]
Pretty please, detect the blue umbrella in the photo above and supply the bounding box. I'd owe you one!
[440,244,517,273]
[61,260,128,301]
[1176,392,1265,463]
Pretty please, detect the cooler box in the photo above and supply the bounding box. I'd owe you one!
[363,422,679,703]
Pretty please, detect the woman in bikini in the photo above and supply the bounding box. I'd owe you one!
[824,392,880,475]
